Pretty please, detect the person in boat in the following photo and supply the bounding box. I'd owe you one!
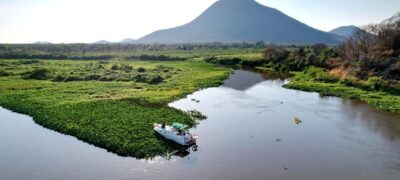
[161,123,165,129]
[184,133,190,141]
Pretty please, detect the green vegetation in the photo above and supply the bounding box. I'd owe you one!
[18,61,176,84]
[0,43,263,60]
[0,59,229,158]
[205,53,265,66]
[186,110,208,121]
[284,67,400,113]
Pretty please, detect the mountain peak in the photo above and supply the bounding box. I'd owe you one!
[136,0,339,44]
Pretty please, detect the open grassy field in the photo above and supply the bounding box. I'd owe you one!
[0,43,262,61]
[0,59,230,158]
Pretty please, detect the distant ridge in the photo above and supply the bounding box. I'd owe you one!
[92,38,136,44]
[119,38,136,44]
[34,41,52,44]
[93,40,113,44]
[329,25,360,39]
[136,0,339,44]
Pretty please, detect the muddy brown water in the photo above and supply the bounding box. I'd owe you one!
[1,69,400,180]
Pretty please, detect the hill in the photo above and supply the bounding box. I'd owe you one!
[136,0,339,44]
[93,40,113,44]
[119,38,136,44]
[329,25,359,38]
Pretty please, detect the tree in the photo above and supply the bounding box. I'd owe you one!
[338,13,400,79]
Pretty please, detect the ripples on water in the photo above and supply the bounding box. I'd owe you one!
[1,68,400,180]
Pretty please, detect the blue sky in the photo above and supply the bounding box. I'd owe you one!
[0,0,399,43]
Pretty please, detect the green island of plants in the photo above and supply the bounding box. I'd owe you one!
[0,59,230,158]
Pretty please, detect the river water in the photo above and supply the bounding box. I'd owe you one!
[1,69,400,180]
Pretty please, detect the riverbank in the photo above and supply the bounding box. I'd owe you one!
[283,68,400,113]
[203,53,400,114]
[0,59,230,158]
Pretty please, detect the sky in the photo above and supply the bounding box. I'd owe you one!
[0,0,399,43]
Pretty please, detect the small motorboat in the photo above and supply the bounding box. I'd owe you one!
[154,122,197,146]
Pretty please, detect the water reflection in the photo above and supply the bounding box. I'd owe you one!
[222,70,265,90]
[344,100,400,141]
[173,150,190,158]
[222,66,288,90]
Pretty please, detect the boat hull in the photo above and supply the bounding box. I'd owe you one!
[154,124,196,146]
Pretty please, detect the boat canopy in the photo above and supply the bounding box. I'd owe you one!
[172,123,189,130]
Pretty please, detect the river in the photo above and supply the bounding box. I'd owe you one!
[1,69,400,180]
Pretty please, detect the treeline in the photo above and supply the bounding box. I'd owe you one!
[0,42,267,61]
[0,54,114,60]
[0,42,266,55]
[276,15,399,81]
[0,53,185,61]
[278,14,400,81]
[205,44,338,71]
[338,15,400,80]
[207,14,400,81]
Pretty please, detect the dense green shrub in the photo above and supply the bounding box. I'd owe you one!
[52,74,66,82]
[137,67,146,72]
[339,76,359,87]
[98,60,109,65]
[261,45,339,72]
[111,63,132,71]
[64,76,82,82]
[111,64,120,70]
[98,76,117,81]
[133,74,146,83]
[263,47,289,64]
[205,56,241,65]
[366,76,388,91]
[130,54,185,61]
[84,74,101,81]
[121,64,133,71]
[0,70,11,76]
[19,59,40,64]
[383,85,400,96]
[240,59,264,66]
[301,67,338,83]
[148,75,164,84]
[186,110,207,120]
[221,57,241,65]
[23,68,51,80]
[204,56,217,63]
